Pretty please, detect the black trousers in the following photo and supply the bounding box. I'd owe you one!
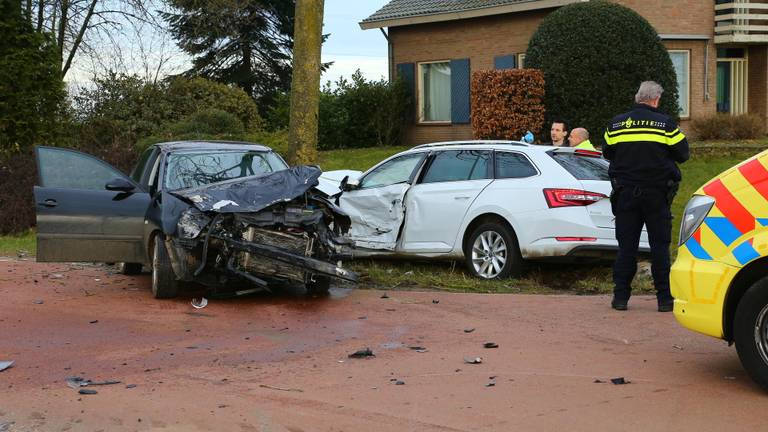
[612,185,674,303]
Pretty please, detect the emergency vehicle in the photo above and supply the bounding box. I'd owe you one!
[672,149,768,390]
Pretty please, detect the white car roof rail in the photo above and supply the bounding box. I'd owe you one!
[411,140,530,150]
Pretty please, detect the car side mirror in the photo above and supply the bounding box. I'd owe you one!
[105,178,136,193]
[342,177,360,192]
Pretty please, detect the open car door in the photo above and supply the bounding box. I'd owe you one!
[34,146,150,263]
[338,152,427,250]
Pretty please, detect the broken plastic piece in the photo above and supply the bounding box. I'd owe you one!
[0,361,14,372]
[485,382,496,387]
[483,342,499,349]
[191,298,208,309]
[610,377,630,385]
[78,389,98,395]
[348,348,375,358]
[464,357,483,364]
[464,328,475,333]
[395,380,405,385]
[33,299,44,304]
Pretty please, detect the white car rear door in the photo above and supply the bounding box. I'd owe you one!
[401,150,493,252]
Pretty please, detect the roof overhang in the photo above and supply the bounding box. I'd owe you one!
[658,34,711,40]
[360,0,585,30]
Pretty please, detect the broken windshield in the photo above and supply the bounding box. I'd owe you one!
[164,151,288,190]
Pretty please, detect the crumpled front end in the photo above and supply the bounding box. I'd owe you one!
[167,166,357,292]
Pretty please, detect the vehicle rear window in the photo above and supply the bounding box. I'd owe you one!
[495,151,538,179]
[550,153,609,180]
[421,150,491,183]
[165,151,288,190]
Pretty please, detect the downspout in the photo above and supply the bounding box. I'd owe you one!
[704,39,711,101]
[380,27,393,81]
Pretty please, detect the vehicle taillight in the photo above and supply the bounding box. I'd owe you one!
[543,188,607,208]
[573,149,603,157]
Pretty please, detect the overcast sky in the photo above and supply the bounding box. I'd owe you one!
[322,1,389,85]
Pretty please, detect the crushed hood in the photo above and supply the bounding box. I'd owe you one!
[170,166,322,213]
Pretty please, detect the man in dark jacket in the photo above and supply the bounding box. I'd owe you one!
[603,81,690,312]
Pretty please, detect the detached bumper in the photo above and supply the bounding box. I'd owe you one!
[671,248,739,339]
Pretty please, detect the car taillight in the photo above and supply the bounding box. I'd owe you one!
[573,149,603,157]
[543,188,607,208]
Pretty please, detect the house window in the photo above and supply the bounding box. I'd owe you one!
[418,61,451,122]
[668,50,690,118]
[517,53,526,69]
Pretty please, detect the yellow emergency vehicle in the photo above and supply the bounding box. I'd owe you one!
[672,149,768,390]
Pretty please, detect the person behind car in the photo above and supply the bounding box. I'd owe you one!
[603,81,690,312]
[567,128,597,151]
[546,118,569,146]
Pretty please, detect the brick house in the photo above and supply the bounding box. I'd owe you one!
[360,0,768,144]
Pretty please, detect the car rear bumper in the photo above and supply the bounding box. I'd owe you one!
[522,237,650,260]
[671,248,739,339]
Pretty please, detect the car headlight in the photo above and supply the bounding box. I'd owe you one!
[678,195,716,246]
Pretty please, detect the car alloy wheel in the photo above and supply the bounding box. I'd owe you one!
[471,230,508,279]
[755,303,768,366]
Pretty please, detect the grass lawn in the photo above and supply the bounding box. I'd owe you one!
[1,140,763,294]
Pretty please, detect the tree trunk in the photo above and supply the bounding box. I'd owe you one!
[37,0,45,32]
[57,0,69,67]
[287,0,323,166]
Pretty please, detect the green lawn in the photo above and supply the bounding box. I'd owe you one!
[2,141,764,294]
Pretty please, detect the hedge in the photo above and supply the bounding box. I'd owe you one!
[471,69,545,141]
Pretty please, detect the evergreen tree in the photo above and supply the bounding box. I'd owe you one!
[162,0,295,108]
[0,0,65,152]
[525,1,680,146]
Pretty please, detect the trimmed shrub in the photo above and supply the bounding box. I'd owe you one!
[525,1,680,146]
[691,113,766,140]
[471,69,545,140]
[165,77,263,132]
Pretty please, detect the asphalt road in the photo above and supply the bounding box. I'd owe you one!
[1,258,766,431]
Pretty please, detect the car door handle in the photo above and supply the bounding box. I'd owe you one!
[40,199,58,208]
[454,196,471,200]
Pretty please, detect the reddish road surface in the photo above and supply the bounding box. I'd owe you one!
[1,258,766,431]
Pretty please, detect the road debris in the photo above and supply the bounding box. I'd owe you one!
[610,377,630,385]
[390,378,405,385]
[672,344,683,350]
[126,384,137,389]
[259,384,303,392]
[66,376,122,389]
[464,357,483,364]
[191,297,209,309]
[89,320,98,324]
[464,328,475,333]
[483,342,499,349]
[0,421,15,432]
[78,389,98,395]
[593,379,605,383]
[348,348,375,358]
[380,293,389,299]
[432,299,439,304]
[33,299,44,305]
[485,381,496,387]
[0,361,13,372]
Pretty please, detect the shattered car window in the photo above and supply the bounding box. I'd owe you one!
[359,153,426,189]
[164,151,288,190]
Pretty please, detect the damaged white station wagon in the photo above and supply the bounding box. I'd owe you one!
[320,141,651,279]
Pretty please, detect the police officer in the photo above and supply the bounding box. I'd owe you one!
[603,81,689,312]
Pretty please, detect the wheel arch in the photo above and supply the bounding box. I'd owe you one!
[461,213,519,256]
[724,256,768,341]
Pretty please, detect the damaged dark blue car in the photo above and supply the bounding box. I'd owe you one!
[34,141,357,298]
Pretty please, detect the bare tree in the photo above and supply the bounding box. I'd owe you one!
[28,0,159,78]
